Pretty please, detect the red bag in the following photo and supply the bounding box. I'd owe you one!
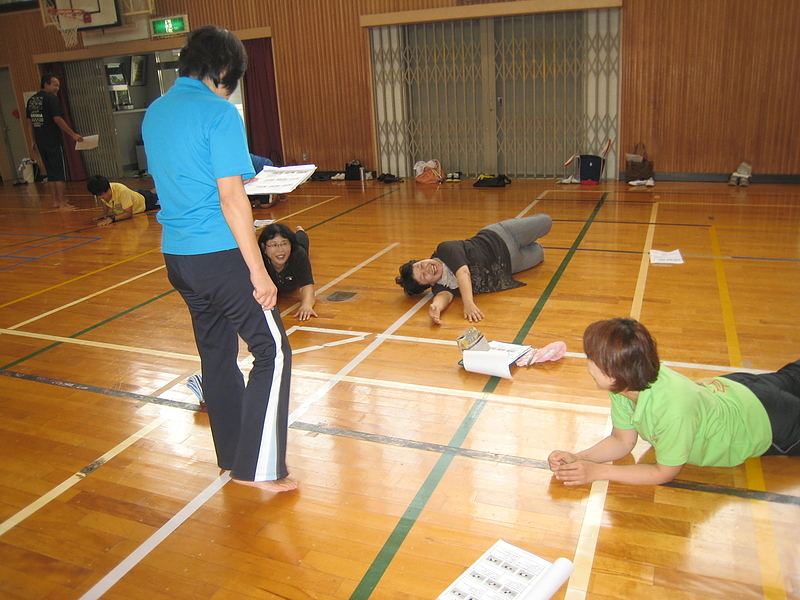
[415,160,444,184]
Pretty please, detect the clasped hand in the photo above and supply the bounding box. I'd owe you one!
[548,450,599,486]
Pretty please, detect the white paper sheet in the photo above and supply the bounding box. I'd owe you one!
[462,341,530,379]
[438,540,574,600]
[75,134,99,150]
[244,164,317,195]
[650,249,684,264]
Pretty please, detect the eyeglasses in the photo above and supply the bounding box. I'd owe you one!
[266,241,290,249]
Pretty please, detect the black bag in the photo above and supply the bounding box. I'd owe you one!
[625,143,654,182]
[473,174,511,187]
[344,159,363,180]
[579,155,603,185]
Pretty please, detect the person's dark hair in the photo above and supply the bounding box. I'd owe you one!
[395,260,430,296]
[258,223,297,252]
[178,25,247,93]
[40,73,58,88]
[583,318,660,393]
[86,175,111,196]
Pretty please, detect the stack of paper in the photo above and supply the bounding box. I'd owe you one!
[244,164,317,195]
[438,540,574,600]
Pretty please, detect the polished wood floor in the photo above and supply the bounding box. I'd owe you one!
[0,176,798,600]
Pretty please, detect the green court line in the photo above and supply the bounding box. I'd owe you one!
[349,193,609,600]
[306,188,400,230]
[1,289,176,370]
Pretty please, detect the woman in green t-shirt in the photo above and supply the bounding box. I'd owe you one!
[549,318,800,486]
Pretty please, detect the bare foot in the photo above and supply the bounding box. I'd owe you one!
[295,225,304,232]
[232,477,298,492]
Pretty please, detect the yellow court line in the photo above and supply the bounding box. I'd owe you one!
[9,265,166,329]
[711,226,785,599]
[709,225,742,367]
[0,247,161,310]
[630,203,658,321]
[745,459,788,600]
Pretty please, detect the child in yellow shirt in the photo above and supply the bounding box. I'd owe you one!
[87,175,159,226]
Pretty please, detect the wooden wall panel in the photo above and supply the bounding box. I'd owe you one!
[2,1,799,176]
[621,0,800,177]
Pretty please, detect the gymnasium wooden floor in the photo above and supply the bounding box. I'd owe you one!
[0,175,798,600]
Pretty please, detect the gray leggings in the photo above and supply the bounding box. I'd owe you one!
[484,214,553,273]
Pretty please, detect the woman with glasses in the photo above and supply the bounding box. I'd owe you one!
[258,223,317,321]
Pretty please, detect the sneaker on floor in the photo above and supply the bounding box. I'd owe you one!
[728,174,739,186]
[187,374,205,411]
[515,341,567,367]
[645,178,655,187]
[559,174,580,184]
[739,176,749,187]
[628,179,647,186]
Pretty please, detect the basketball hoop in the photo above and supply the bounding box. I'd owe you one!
[49,8,90,48]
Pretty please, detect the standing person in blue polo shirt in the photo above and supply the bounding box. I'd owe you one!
[142,25,297,492]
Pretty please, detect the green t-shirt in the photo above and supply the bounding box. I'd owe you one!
[610,365,772,467]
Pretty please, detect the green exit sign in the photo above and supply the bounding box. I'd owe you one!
[150,15,189,39]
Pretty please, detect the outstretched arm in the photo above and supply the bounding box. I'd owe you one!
[294,284,317,321]
[454,265,483,322]
[549,427,683,486]
[429,290,454,325]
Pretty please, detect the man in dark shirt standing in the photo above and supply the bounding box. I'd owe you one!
[26,73,83,210]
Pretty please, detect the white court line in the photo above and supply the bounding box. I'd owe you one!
[280,242,399,317]
[8,265,167,330]
[0,328,198,361]
[0,415,169,537]
[288,293,432,423]
[78,472,231,600]
[290,368,610,416]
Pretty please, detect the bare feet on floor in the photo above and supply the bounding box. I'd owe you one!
[232,477,299,492]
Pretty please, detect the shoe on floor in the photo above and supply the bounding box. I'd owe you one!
[559,174,580,184]
[645,178,655,187]
[739,177,749,187]
[187,374,206,411]
[515,341,567,367]
[628,179,647,186]
[728,174,739,186]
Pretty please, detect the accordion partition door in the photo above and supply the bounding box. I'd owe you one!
[370,8,619,180]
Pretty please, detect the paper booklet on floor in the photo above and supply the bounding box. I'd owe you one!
[457,327,530,379]
[244,164,317,195]
[437,540,574,600]
[650,249,683,264]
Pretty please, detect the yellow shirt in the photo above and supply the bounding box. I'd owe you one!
[100,183,145,216]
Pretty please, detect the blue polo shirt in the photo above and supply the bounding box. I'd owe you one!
[142,77,255,255]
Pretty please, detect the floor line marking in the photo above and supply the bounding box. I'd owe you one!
[0,327,199,361]
[630,203,658,321]
[8,265,166,329]
[0,415,169,538]
[709,224,743,367]
[77,472,230,600]
[272,195,339,222]
[288,293,431,424]
[0,247,160,310]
